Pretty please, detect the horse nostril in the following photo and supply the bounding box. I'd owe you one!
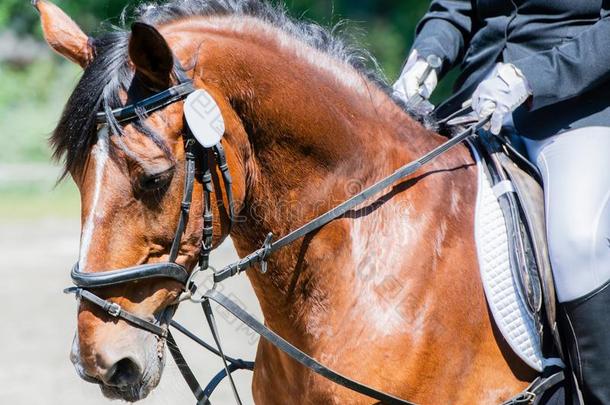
[106,357,141,387]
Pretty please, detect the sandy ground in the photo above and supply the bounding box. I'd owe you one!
[0,218,262,405]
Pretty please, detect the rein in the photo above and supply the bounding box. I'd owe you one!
[65,77,559,404]
[212,118,490,284]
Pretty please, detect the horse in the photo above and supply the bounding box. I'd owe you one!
[35,0,537,403]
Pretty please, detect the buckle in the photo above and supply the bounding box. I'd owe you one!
[510,391,536,405]
[184,266,216,303]
[259,232,274,274]
[107,302,122,317]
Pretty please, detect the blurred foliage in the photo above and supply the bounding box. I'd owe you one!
[0,59,82,219]
[1,0,127,36]
[287,0,430,79]
[0,61,81,163]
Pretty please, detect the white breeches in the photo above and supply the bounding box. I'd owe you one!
[523,127,610,303]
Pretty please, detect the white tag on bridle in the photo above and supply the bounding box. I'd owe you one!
[184,89,225,147]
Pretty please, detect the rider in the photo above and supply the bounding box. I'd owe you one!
[393,1,610,403]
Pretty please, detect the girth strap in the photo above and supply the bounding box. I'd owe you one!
[500,370,565,405]
[203,288,417,405]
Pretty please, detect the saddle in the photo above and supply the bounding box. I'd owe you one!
[472,131,563,362]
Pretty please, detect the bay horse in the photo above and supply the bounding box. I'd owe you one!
[35,0,536,403]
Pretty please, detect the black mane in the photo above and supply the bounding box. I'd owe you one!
[52,0,425,178]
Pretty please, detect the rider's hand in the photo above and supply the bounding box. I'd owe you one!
[393,50,438,104]
[472,63,532,134]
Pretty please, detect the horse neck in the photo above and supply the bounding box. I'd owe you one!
[168,17,456,329]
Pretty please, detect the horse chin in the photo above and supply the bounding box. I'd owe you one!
[99,378,156,402]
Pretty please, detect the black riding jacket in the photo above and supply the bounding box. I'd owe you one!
[412,0,610,138]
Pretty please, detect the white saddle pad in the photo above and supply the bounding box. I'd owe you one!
[471,144,545,372]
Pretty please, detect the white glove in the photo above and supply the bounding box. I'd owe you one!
[471,63,532,134]
[393,50,438,103]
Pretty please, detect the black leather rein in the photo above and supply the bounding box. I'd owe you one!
[65,76,520,405]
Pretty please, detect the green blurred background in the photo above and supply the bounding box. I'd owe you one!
[0,0,455,221]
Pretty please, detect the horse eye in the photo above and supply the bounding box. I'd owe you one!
[139,169,173,192]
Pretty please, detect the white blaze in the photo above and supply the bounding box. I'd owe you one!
[78,126,109,270]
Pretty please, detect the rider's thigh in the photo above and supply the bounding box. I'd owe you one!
[523,127,610,303]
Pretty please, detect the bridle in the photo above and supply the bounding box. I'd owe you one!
[63,70,560,405]
[65,73,252,403]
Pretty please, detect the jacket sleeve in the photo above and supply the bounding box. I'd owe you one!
[411,0,474,75]
[513,2,610,110]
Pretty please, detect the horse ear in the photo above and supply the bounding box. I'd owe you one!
[33,0,94,68]
[129,23,174,90]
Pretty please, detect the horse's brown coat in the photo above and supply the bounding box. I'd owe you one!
[38,2,535,403]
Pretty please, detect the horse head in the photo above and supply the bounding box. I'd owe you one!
[35,1,250,400]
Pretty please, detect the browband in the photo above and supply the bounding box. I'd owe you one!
[96,81,195,124]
